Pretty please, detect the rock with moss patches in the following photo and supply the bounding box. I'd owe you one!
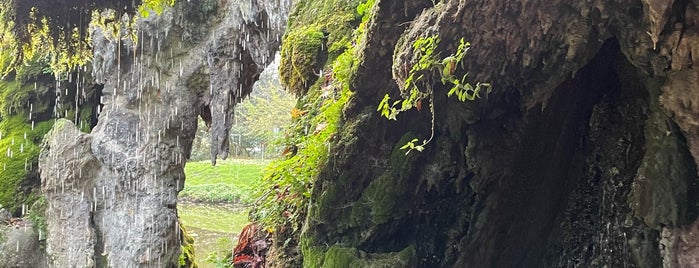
[298,0,699,267]
[38,0,289,267]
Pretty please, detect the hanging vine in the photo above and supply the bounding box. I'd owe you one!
[378,35,491,154]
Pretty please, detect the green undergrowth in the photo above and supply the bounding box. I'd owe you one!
[180,159,267,204]
[254,81,351,230]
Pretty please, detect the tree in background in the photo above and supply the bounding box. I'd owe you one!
[190,57,295,161]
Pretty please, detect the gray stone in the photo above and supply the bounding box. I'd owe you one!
[0,207,10,224]
[39,0,290,267]
[0,224,48,268]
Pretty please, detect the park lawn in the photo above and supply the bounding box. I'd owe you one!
[179,159,269,267]
[179,159,269,203]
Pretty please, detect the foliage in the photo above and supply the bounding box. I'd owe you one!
[139,0,177,17]
[378,35,491,154]
[232,223,269,267]
[189,60,295,161]
[0,0,175,78]
[232,60,295,158]
[0,8,92,77]
[179,159,266,203]
[254,86,350,230]
[0,5,18,79]
[27,195,47,241]
[204,237,234,268]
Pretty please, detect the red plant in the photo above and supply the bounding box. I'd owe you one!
[233,223,269,268]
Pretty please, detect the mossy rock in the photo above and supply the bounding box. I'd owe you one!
[279,0,365,95]
[0,79,53,120]
[0,115,53,214]
[280,26,327,95]
[178,220,198,268]
[318,245,416,268]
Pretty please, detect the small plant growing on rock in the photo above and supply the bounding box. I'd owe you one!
[378,35,491,154]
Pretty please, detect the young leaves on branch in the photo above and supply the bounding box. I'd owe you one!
[378,35,491,154]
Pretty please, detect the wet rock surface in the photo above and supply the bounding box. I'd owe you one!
[38,0,289,266]
[301,0,699,267]
[0,223,47,268]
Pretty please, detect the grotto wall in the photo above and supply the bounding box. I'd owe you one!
[37,0,289,266]
[296,0,699,267]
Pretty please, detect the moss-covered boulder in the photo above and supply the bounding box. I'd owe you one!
[279,0,365,95]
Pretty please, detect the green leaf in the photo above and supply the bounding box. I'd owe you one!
[447,86,458,97]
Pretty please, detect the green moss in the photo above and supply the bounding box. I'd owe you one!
[178,220,198,268]
[0,115,52,214]
[363,134,416,224]
[0,74,55,123]
[280,26,327,95]
[279,0,365,95]
[78,105,95,132]
[311,245,416,268]
[300,236,326,268]
[257,0,377,264]
[27,195,47,239]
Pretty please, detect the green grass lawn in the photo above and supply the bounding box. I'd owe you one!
[179,159,268,203]
[178,158,269,268]
[178,203,249,234]
[179,202,247,268]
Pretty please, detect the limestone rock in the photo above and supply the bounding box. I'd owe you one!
[0,224,47,268]
[39,119,97,267]
[39,0,289,267]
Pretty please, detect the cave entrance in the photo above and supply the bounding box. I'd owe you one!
[469,37,652,267]
[177,56,295,267]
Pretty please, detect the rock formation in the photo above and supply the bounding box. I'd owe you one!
[37,0,289,266]
[295,0,699,267]
[18,0,699,266]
